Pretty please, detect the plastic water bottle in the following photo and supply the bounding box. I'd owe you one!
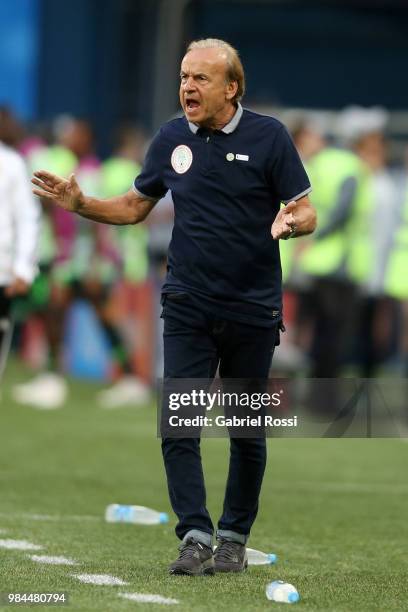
[266,581,300,603]
[247,548,277,565]
[105,504,169,525]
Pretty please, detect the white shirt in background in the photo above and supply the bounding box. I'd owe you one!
[0,142,40,287]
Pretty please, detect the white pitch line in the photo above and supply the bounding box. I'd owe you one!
[119,593,179,605]
[0,512,100,523]
[29,555,78,566]
[72,574,128,586]
[0,539,43,551]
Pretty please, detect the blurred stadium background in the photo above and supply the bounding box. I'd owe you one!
[1,1,408,610]
[2,0,408,400]
[1,0,408,394]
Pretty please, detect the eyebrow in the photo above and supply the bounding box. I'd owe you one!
[180,71,209,79]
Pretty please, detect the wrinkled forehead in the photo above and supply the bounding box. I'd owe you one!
[180,47,228,77]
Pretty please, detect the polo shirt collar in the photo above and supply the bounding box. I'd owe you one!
[188,103,243,134]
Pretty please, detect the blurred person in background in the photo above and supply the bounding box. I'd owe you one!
[382,144,408,375]
[15,118,130,408]
[277,119,327,372]
[0,106,24,148]
[31,38,316,576]
[14,118,150,408]
[0,110,40,388]
[97,124,151,407]
[296,117,371,381]
[64,118,150,405]
[340,107,400,376]
[12,122,78,408]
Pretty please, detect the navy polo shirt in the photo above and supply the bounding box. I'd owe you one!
[134,104,311,327]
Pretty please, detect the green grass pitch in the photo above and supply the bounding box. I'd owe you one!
[1,359,408,611]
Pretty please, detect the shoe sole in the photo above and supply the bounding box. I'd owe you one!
[169,559,215,576]
[214,560,248,573]
[169,566,215,576]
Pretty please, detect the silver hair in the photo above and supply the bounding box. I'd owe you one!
[186,38,245,103]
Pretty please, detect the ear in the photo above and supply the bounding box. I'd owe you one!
[225,80,238,101]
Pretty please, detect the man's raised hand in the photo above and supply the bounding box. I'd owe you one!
[31,171,83,212]
[271,197,316,240]
[271,204,296,240]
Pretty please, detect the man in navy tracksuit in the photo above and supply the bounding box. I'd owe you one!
[32,38,316,576]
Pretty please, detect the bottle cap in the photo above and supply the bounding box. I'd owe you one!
[288,592,300,603]
[267,553,277,564]
[159,512,169,524]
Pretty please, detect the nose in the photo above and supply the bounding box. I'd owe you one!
[182,76,196,92]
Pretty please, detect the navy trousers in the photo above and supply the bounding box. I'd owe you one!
[161,293,278,544]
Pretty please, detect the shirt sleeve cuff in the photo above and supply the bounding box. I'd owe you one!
[282,186,312,205]
[133,185,161,202]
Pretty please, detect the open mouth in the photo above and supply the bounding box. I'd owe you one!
[185,99,200,113]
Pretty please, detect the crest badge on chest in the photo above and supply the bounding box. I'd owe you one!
[171,145,193,174]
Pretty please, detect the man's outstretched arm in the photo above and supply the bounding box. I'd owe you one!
[271,195,317,240]
[32,170,156,225]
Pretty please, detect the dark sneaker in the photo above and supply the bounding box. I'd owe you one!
[214,539,248,573]
[169,538,215,576]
